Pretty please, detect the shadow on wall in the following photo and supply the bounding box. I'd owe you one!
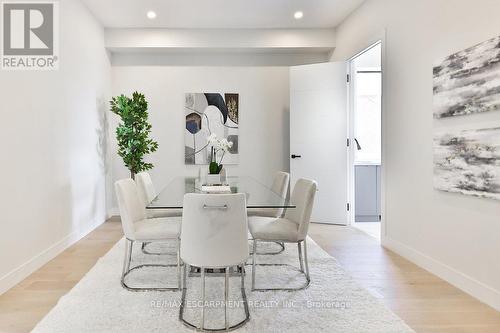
[95,95,113,217]
[90,177,106,226]
[96,96,109,175]
[51,96,110,237]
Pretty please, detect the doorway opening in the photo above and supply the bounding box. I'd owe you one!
[348,42,382,239]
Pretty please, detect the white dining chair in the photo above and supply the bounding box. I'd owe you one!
[115,178,181,291]
[249,178,317,291]
[135,171,183,218]
[179,193,250,331]
[135,172,182,255]
[248,171,290,255]
[247,171,290,218]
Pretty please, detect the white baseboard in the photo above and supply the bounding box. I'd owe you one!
[107,207,119,218]
[0,218,105,296]
[382,235,500,311]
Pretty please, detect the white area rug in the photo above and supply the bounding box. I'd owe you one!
[33,238,413,333]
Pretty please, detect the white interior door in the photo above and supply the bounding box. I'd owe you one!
[290,62,348,224]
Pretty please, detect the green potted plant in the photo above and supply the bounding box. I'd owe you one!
[110,92,158,179]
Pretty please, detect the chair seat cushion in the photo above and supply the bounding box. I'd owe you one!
[146,208,182,218]
[133,217,181,241]
[248,216,299,242]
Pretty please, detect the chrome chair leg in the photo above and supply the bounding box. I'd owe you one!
[122,239,132,280]
[225,267,229,331]
[179,262,250,331]
[251,239,311,292]
[183,263,188,292]
[179,263,188,325]
[252,241,257,290]
[303,239,310,280]
[298,242,304,273]
[141,241,177,256]
[177,240,181,291]
[240,264,250,322]
[121,239,181,292]
[200,267,205,331]
[249,240,285,255]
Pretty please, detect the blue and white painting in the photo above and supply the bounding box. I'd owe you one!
[185,93,239,165]
[433,35,500,118]
[434,127,500,200]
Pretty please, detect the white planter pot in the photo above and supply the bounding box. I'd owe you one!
[206,174,221,185]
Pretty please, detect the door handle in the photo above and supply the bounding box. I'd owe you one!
[291,154,302,159]
[354,138,362,150]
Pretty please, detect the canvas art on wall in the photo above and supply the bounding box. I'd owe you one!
[433,35,500,118]
[433,127,500,200]
[185,93,239,165]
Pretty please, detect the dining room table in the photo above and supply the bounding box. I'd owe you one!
[147,175,295,210]
[146,175,294,277]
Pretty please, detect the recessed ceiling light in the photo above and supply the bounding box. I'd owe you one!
[294,11,303,19]
[147,11,157,19]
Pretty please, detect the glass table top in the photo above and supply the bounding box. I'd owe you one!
[147,176,295,209]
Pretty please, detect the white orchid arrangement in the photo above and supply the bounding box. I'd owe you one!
[207,133,233,174]
[208,133,233,151]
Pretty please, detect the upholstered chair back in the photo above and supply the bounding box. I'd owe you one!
[181,193,249,268]
[270,171,290,217]
[135,172,157,206]
[115,178,146,240]
[285,179,317,241]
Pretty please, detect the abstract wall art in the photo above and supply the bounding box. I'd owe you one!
[185,93,239,165]
[433,35,500,118]
[433,127,500,200]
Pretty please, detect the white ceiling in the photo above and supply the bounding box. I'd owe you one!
[81,0,365,29]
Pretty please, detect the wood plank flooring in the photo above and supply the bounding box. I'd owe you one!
[0,220,499,332]
[0,218,123,333]
[308,224,500,333]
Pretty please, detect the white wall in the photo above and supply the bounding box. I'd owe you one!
[105,28,336,49]
[110,66,290,210]
[0,0,111,294]
[106,28,335,66]
[332,0,500,309]
[111,52,331,67]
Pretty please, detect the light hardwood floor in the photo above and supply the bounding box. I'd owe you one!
[309,224,500,333]
[0,220,499,332]
[0,218,123,333]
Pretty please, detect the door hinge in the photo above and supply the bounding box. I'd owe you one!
[347,74,350,83]
[347,138,350,147]
[378,214,382,221]
[347,203,350,211]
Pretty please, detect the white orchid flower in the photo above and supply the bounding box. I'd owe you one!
[217,138,232,152]
[207,133,218,144]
